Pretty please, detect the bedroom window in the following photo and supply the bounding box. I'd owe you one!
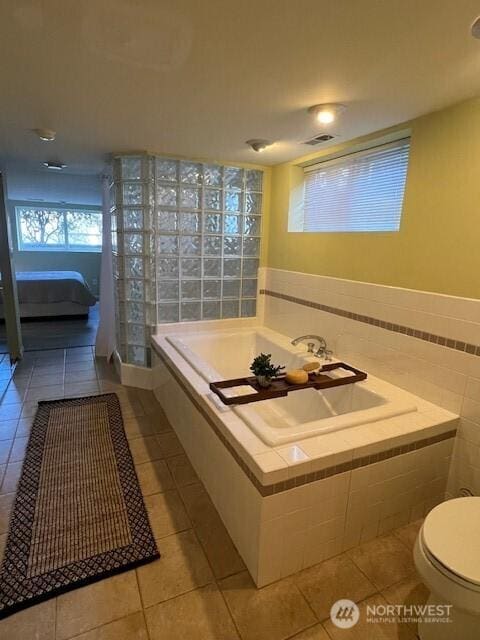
[15,206,102,252]
[298,138,410,232]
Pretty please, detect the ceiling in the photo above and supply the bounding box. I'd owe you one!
[1,0,480,175]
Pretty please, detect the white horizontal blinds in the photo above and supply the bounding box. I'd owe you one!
[303,138,410,232]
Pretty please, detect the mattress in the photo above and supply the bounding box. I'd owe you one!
[0,271,97,307]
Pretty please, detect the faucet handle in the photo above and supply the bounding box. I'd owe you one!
[324,349,333,361]
[307,342,315,353]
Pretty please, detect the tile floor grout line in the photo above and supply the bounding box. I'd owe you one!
[133,567,153,640]
[172,478,246,639]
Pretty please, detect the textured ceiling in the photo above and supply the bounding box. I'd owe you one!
[1,0,480,175]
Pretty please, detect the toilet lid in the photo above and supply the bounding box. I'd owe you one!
[422,497,480,586]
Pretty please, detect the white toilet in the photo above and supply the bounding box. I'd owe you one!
[414,497,480,640]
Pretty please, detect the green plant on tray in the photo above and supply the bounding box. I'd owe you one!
[249,353,285,388]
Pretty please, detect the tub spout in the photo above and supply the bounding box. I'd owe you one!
[290,335,328,356]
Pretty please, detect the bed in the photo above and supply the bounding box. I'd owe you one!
[0,271,97,319]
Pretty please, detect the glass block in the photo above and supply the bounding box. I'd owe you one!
[225,190,242,212]
[181,280,201,300]
[180,235,201,255]
[123,183,143,205]
[224,214,241,235]
[158,280,179,301]
[202,301,220,320]
[180,161,202,185]
[156,159,178,182]
[181,258,201,278]
[223,279,240,298]
[204,188,222,211]
[157,210,178,232]
[118,344,127,361]
[111,231,118,252]
[203,280,221,299]
[246,169,263,192]
[242,279,257,297]
[203,235,222,256]
[203,258,222,278]
[112,254,121,278]
[125,279,144,301]
[124,233,143,254]
[224,166,244,190]
[158,303,179,323]
[204,213,221,234]
[242,258,259,277]
[156,185,178,207]
[243,236,260,257]
[223,236,241,256]
[111,212,117,232]
[126,302,144,323]
[241,299,257,317]
[121,157,142,180]
[180,212,201,233]
[245,192,262,214]
[222,300,240,319]
[181,302,201,321]
[146,281,156,304]
[157,258,179,279]
[204,164,223,186]
[244,215,261,235]
[157,235,178,255]
[127,323,145,345]
[123,208,143,230]
[127,345,146,366]
[180,187,200,210]
[223,258,241,278]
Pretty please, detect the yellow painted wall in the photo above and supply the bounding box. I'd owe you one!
[267,97,480,299]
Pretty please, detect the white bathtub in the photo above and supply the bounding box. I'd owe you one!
[166,327,417,446]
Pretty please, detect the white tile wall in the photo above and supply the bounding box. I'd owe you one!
[260,267,480,498]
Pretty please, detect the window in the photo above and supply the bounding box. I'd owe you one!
[16,206,102,251]
[301,138,410,232]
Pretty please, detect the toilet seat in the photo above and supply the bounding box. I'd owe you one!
[421,497,480,587]
[421,537,480,593]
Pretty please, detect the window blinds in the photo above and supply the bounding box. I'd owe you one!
[303,138,410,232]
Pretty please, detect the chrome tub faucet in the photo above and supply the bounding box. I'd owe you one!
[290,334,332,359]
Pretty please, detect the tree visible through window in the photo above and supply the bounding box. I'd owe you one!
[16,206,102,251]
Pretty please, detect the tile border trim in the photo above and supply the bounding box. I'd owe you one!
[153,342,457,498]
[260,289,480,356]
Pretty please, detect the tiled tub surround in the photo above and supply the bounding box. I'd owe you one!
[260,267,480,499]
[151,321,457,586]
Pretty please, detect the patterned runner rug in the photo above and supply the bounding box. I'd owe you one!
[0,393,159,618]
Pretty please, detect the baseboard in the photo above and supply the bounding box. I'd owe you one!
[114,353,153,390]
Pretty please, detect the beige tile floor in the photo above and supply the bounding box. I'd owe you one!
[0,349,428,640]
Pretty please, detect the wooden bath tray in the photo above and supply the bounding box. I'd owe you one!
[209,362,367,406]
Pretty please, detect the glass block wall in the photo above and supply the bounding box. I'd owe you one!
[112,154,263,367]
[112,156,156,367]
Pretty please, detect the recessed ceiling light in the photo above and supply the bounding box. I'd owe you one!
[471,16,480,39]
[32,128,56,142]
[246,139,273,152]
[43,161,66,170]
[308,103,346,124]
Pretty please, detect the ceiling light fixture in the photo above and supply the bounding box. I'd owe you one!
[308,103,346,124]
[471,16,480,39]
[246,139,272,152]
[43,161,66,170]
[32,128,56,142]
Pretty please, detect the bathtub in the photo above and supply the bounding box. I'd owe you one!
[166,327,417,446]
